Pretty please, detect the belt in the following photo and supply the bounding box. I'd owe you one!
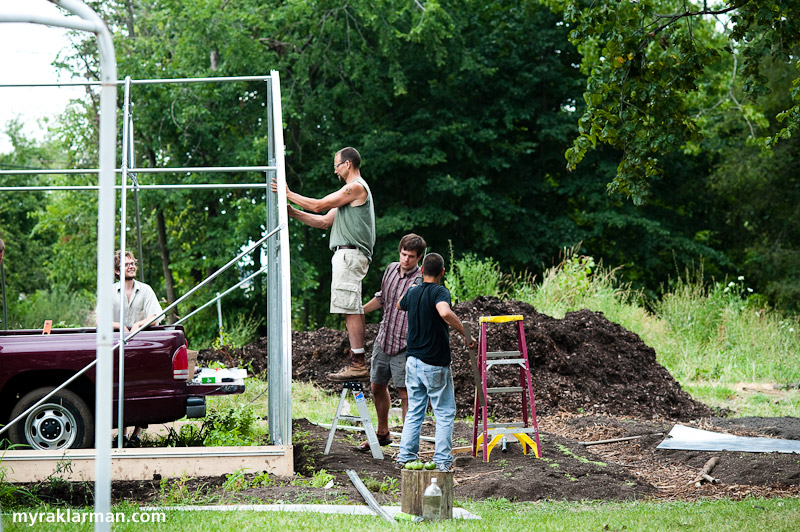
[334,245,357,251]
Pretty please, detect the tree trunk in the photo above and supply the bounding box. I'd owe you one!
[125,0,135,38]
[156,208,177,323]
[400,469,453,519]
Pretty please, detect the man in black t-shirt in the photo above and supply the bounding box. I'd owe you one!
[395,253,475,472]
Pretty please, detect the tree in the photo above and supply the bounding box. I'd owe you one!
[542,0,800,203]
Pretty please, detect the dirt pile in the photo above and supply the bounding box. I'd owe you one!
[199,296,711,421]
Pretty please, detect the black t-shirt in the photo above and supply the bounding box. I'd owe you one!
[399,282,452,366]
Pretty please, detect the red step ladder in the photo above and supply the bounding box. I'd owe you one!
[471,315,541,461]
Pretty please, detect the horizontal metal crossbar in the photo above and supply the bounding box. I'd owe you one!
[0,75,274,88]
[486,359,525,368]
[485,427,539,436]
[486,386,523,394]
[487,422,525,428]
[487,350,522,358]
[0,166,276,176]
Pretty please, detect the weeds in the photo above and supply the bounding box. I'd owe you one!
[159,475,211,505]
[291,469,335,489]
[446,242,508,303]
[214,313,263,350]
[555,443,607,467]
[361,475,399,495]
[0,455,42,508]
[9,285,94,329]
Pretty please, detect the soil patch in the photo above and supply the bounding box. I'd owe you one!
[201,296,712,421]
[18,415,800,508]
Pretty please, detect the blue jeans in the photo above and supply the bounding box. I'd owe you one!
[397,356,455,467]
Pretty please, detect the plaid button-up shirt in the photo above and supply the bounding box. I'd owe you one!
[374,261,421,355]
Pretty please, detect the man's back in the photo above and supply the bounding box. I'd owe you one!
[401,282,452,366]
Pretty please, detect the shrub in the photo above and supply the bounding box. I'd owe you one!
[446,243,507,303]
[9,285,94,329]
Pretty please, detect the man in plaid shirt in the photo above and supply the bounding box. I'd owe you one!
[357,233,426,451]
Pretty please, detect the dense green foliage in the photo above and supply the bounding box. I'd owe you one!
[1,0,799,341]
[543,0,800,200]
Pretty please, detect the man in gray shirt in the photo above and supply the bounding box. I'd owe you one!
[271,147,376,381]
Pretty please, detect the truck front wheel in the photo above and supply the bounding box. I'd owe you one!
[9,387,94,450]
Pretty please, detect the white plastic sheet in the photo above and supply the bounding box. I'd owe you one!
[657,424,800,453]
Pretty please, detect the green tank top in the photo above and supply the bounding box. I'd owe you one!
[329,177,375,262]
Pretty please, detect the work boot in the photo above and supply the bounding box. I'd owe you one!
[327,362,369,382]
[327,348,369,382]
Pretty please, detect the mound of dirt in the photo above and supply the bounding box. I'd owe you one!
[200,296,711,421]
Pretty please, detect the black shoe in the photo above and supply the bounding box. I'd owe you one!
[126,435,141,448]
[112,435,129,448]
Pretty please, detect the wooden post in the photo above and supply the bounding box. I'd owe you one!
[400,469,454,519]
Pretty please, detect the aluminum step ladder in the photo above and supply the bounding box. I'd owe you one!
[471,315,541,461]
[324,381,384,459]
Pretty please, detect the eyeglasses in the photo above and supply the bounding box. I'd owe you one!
[124,262,138,269]
[334,160,348,169]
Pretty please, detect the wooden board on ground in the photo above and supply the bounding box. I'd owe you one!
[0,445,293,482]
[418,445,472,457]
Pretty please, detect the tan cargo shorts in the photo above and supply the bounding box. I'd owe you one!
[330,248,369,314]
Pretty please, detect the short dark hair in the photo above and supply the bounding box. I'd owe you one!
[422,253,444,277]
[337,147,361,169]
[399,233,426,257]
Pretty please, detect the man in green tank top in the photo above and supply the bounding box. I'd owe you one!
[271,147,376,381]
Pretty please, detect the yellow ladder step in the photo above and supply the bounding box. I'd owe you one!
[479,315,523,323]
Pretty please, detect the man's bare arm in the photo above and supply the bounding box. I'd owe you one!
[290,206,337,229]
[271,179,367,213]
[131,314,157,332]
[436,301,476,348]
[363,297,383,314]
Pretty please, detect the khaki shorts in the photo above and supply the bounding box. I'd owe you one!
[330,248,369,314]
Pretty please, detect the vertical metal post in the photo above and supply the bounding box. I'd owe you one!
[1,261,7,330]
[116,76,133,449]
[0,5,117,525]
[266,71,292,446]
[129,116,145,284]
[52,0,121,527]
[216,292,224,343]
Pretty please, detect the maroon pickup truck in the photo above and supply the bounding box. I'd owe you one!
[0,325,243,450]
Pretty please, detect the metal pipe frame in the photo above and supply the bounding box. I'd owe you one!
[0,4,116,524]
[0,224,283,443]
[267,71,292,446]
[0,75,273,88]
[116,77,133,450]
[175,264,269,326]
[0,166,277,175]
[0,183,272,191]
[0,9,293,519]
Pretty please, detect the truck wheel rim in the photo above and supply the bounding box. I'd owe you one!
[24,403,78,450]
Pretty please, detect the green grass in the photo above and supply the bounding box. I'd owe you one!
[207,380,401,434]
[2,498,799,531]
